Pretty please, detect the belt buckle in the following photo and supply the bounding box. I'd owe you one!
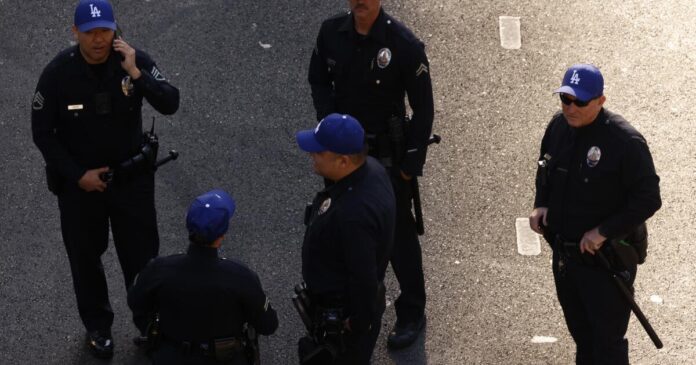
[200,342,211,356]
[181,341,191,355]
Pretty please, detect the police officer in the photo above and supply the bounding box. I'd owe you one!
[530,64,661,364]
[296,114,395,364]
[31,0,179,358]
[128,189,278,365]
[308,0,434,348]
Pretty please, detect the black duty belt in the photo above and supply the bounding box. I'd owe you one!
[161,333,243,356]
[553,235,597,267]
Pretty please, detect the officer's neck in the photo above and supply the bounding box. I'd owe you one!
[330,160,365,183]
[353,12,379,35]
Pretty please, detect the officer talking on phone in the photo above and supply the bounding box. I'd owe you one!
[31,0,179,358]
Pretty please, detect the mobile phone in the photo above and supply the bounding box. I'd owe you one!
[113,25,124,61]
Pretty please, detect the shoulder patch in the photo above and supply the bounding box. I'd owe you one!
[32,91,45,110]
[150,66,166,81]
[416,63,429,77]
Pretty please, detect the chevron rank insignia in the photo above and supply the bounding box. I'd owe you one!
[416,63,429,77]
[151,66,166,81]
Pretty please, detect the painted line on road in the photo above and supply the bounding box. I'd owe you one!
[499,16,521,49]
[516,217,541,256]
[650,294,663,304]
[531,336,558,344]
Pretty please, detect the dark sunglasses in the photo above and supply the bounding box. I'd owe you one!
[559,93,593,107]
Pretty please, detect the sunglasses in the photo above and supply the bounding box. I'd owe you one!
[559,93,593,107]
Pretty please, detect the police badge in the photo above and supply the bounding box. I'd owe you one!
[586,146,601,168]
[377,48,391,69]
[318,198,332,215]
[121,76,134,96]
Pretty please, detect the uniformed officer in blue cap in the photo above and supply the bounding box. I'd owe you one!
[128,190,278,364]
[530,64,661,364]
[31,0,179,358]
[296,113,395,364]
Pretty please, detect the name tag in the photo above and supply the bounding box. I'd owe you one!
[67,104,83,110]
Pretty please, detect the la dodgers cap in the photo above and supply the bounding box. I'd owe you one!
[186,189,236,243]
[554,63,604,102]
[296,113,365,155]
[74,0,117,32]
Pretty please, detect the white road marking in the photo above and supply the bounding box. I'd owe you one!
[650,295,663,304]
[531,336,558,344]
[516,218,541,256]
[258,41,272,49]
[499,16,521,49]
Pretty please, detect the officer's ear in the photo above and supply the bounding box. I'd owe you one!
[597,95,607,107]
[71,25,79,40]
[337,154,352,168]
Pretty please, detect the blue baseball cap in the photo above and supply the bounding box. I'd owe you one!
[186,189,236,243]
[554,64,604,102]
[74,0,117,32]
[296,113,365,154]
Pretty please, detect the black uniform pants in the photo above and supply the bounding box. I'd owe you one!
[57,172,159,332]
[552,250,636,365]
[389,173,426,323]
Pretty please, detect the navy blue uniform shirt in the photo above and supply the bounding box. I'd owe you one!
[128,244,278,341]
[32,46,179,184]
[302,157,395,333]
[535,108,661,242]
[309,8,434,176]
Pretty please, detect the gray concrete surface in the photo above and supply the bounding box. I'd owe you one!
[1,0,694,364]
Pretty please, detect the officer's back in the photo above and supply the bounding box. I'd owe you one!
[151,247,276,341]
[129,190,278,364]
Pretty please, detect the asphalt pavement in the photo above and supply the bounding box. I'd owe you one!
[1,0,695,364]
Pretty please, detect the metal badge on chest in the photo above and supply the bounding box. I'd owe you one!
[318,198,332,215]
[586,146,601,168]
[377,48,391,69]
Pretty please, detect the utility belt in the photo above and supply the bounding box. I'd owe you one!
[45,118,179,195]
[365,115,408,170]
[160,332,245,361]
[553,234,641,271]
[553,236,599,267]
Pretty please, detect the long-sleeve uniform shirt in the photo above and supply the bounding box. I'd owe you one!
[31,46,179,184]
[308,8,434,176]
[534,109,661,242]
[128,244,279,341]
[302,157,395,333]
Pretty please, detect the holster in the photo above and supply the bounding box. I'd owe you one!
[145,313,161,352]
[609,222,648,267]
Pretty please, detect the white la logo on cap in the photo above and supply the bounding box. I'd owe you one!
[89,4,102,18]
[570,70,581,85]
[314,119,324,134]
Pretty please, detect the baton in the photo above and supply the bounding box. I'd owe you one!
[153,150,179,170]
[413,134,441,235]
[596,250,663,349]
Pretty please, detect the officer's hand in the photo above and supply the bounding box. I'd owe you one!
[400,170,413,181]
[113,38,142,80]
[78,167,109,192]
[579,227,606,255]
[343,319,352,332]
[529,207,548,234]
